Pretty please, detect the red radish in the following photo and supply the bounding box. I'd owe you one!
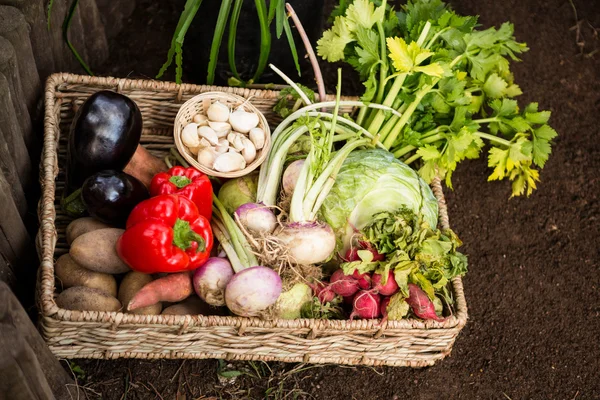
[352,269,371,289]
[380,296,391,320]
[310,282,336,304]
[357,240,386,261]
[343,247,360,262]
[406,283,446,322]
[128,272,193,311]
[350,290,381,320]
[372,271,399,296]
[330,269,359,297]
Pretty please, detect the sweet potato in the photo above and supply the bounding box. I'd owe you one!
[55,254,117,297]
[70,228,130,274]
[123,145,168,188]
[66,217,111,245]
[118,271,162,315]
[56,286,121,312]
[128,272,193,311]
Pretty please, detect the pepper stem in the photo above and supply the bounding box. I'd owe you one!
[169,175,192,188]
[172,219,206,252]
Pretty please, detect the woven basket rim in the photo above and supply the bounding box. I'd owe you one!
[173,91,271,177]
[38,73,468,334]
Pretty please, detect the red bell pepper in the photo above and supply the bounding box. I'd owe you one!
[117,194,213,274]
[150,166,212,221]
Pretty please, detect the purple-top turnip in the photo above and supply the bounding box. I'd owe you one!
[193,258,234,306]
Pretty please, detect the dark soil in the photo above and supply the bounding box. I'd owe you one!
[74,0,600,398]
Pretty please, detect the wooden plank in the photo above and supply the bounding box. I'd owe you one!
[0,169,28,253]
[0,281,78,400]
[0,37,33,150]
[0,6,42,122]
[0,72,31,192]
[78,0,109,68]
[96,0,135,39]
[45,0,90,73]
[0,0,56,81]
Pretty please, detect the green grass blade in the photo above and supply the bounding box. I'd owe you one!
[156,0,203,83]
[228,0,244,80]
[268,0,279,24]
[207,0,233,84]
[275,0,285,38]
[62,0,93,75]
[283,13,301,77]
[251,0,272,82]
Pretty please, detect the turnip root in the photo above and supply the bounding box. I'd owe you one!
[235,203,277,234]
[127,272,193,311]
[273,282,312,319]
[56,286,121,312]
[225,266,282,317]
[66,217,112,245]
[372,271,399,296]
[275,221,336,265]
[330,269,359,297]
[192,257,234,306]
[55,254,117,297]
[350,290,381,320]
[119,271,162,315]
[123,145,168,188]
[282,160,305,195]
[406,283,446,322]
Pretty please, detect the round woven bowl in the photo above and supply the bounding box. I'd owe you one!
[174,92,271,178]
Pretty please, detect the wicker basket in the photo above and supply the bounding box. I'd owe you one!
[37,73,468,366]
[174,92,271,178]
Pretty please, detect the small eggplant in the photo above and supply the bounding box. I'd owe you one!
[82,170,149,225]
[63,91,142,214]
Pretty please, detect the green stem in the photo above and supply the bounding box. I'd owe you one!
[211,220,244,273]
[170,148,190,168]
[207,0,233,84]
[251,0,272,82]
[366,73,407,134]
[356,106,368,126]
[382,85,433,149]
[61,187,86,217]
[227,0,244,80]
[392,131,444,158]
[416,21,432,46]
[424,26,449,49]
[404,153,421,165]
[374,6,389,106]
[472,117,498,124]
[475,132,512,146]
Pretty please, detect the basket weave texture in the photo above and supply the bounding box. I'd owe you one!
[37,73,468,367]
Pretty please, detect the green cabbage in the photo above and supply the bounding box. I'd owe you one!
[320,149,438,251]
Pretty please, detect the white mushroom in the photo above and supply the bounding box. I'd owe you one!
[208,121,232,138]
[207,101,230,122]
[229,107,259,133]
[182,123,200,148]
[241,137,257,164]
[213,152,246,172]
[198,126,219,146]
[197,147,218,169]
[249,127,265,150]
[193,114,209,126]
[215,138,229,154]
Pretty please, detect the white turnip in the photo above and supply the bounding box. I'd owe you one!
[275,221,336,265]
[225,266,282,317]
[235,203,277,234]
[193,258,234,306]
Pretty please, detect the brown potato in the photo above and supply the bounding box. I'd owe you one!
[56,286,121,312]
[66,217,112,245]
[118,271,162,315]
[55,254,117,297]
[69,228,130,274]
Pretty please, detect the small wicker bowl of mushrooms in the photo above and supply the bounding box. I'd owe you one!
[174,92,271,178]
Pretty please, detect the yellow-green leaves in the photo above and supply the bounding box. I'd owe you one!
[317,16,354,62]
[345,0,385,31]
[386,37,444,77]
[483,73,522,98]
[487,136,540,197]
